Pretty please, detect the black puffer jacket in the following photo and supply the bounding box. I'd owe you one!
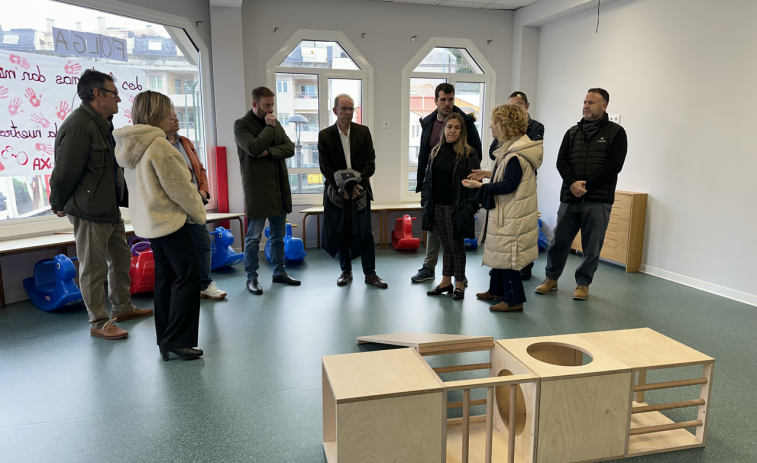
[421,146,481,240]
[556,113,628,204]
[416,106,482,193]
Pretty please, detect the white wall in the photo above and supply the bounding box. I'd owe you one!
[234,0,514,246]
[533,0,757,304]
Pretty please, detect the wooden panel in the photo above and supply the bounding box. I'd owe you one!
[496,335,631,380]
[606,217,630,235]
[446,421,529,463]
[420,341,496,356]
[537,373,632,463]
[697,363,715,445]
[491,344,539,463]
[434,363,492,374]
[627,406,702,456]
[336,392,443,463]
[357,332,493,349]
[322,349,443,403]
[578,328,714,370]
[323,441,337,463]
[600,243,628,265]
[445,374,538,391]
[626,193,647,273]
[323,363,337,444]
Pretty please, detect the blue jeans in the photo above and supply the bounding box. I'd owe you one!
[244,214,286,280]
[186,222,213,291]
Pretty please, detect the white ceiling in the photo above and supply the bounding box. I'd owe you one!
[374,0,539,9]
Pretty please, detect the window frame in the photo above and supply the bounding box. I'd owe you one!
[401,38,496,202]
[266,30,373,206]
[0,0,217,237]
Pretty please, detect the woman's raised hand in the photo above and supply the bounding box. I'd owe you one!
[468,169,487,182]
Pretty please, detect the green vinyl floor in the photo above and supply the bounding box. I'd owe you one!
[0,247,755,463]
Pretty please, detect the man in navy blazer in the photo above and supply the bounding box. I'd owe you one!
[318,94,388,289]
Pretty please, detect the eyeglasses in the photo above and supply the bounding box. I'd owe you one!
[338,107,355,112]
[97,87,119,98]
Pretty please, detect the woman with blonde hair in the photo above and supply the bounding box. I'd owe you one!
[421,112,481,300]
[462,104,543,312]
[114,90,207,360]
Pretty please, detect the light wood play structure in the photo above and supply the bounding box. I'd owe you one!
[321,329,714,463]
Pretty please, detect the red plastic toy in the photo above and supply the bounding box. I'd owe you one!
[128,237,155,295]
[392,214,421,250]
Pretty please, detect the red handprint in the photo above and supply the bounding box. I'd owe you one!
[25,88,42,108]
[35,143,54,156]
[124,109,132,124]
[0,87,8,100]
[8,97,22,116]
[31,113,50,129]
[56,101,71,121]
[9,54,30,70]
[64,61,82,75]
[128,95,135,103]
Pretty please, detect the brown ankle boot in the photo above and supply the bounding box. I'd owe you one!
[489,302,524,312]
[573,285,589,300]
[535,278,558,294]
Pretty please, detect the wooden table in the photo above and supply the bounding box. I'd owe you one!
[300,203,424,250]
[0,212,245,307]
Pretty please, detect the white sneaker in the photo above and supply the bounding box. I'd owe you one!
[201,281,227,300]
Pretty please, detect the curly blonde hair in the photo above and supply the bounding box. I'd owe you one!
[491,104,528,147]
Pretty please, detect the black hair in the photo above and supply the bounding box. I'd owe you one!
[434,83,455,100]
[587,87,610,103]
[509,91,529,104]
[77,69,114,103]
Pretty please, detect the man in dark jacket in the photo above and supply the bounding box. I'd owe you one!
[535,88,628,301]
[488,91,545,280]
[411,83,482,284]
[318,94,388,289]
[49,70,152,340]
[234,86,300,295]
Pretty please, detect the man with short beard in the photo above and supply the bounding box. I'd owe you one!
[234,86,301,295]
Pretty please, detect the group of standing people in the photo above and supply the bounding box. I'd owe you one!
[50,70,227,360]
[47,67,627,361]
[415,83,627,312]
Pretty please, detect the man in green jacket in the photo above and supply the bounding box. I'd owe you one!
[49,70,153,340]
[234,86,300,295]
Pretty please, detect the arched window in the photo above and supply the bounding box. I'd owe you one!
[267,30,372,204]
[401,39,495,200]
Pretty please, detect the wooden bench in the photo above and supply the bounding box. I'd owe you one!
[0,212,246,307]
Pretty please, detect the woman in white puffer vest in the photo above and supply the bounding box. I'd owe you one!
[114,91,207,361]
[462,105,543,312]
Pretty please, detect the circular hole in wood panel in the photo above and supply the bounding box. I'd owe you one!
[495,369,527,436]
[526,342,594,366]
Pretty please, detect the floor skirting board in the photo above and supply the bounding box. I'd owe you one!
[640,264,757,308]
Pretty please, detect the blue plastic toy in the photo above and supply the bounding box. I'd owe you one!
[264,222,306,263]
[465,217,479,249]
[537,218,548,251]
[210,227,244,270]
[23,254,83,312]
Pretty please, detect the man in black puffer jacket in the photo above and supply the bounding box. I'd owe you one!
[411,83,481,284]
[535,88,628,301]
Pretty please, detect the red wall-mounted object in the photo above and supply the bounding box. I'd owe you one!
[215,146,230,229]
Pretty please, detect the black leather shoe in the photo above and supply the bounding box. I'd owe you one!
[337,271,353,286]
[272,273,301,286]
[427,284,453,296]
[452,288,465,300]
[161,347,203,361]
[246,279,263,295]
[520,269,532,281]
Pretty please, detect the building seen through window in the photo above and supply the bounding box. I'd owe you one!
[0,0,207,221]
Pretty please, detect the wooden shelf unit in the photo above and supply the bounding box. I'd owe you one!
[571,190,647,272]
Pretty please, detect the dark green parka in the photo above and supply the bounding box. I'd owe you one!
[233,111,295,220]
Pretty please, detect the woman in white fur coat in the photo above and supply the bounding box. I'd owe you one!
[114,91,207,361]
[462,105,543,312]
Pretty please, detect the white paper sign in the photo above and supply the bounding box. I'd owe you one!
[0,49,146,177]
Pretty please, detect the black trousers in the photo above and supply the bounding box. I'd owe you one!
[339,201,376,276]
[489,269,527,305]
[434,204,466,281]
[150,223,201,349]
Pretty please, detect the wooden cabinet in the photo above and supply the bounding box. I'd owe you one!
[571,190,647,272]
